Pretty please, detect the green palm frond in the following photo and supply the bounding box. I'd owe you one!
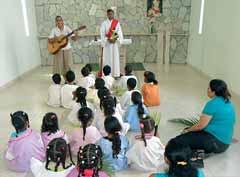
[168,117,199,127]
[112,87,127,97]
[102,161,115,177]
[150,112,161,126]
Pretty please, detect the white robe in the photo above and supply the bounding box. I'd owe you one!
[47,84,62,107]
[100,19,123,77]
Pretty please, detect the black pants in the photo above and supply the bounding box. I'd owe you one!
[174,131,229,154]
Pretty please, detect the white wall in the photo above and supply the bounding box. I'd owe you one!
[188,0,240,95]
[0,0,41,87]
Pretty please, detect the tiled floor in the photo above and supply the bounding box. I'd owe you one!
[0,64,239,177]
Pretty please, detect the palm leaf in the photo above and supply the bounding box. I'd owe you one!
[168,117,199,127]
[101,161,115,177]
[150,112,161,126]
[112,87,127,97]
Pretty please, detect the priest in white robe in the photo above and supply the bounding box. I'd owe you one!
[100,9,123,78]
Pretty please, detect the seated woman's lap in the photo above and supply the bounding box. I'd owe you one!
[174,131,229,154]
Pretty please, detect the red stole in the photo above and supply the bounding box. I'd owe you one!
[106,19,119,39]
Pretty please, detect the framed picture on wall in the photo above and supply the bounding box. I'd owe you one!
[147,0,163,17]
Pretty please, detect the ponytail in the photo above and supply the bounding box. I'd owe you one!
[111,132,121,158]
[137,102,145,119]
[140,123,147,147]
[78,107,94,141]
[75,87,87,107]
[104,116,122,159]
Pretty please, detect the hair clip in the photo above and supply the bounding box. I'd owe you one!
[140,123,144,129]
[51,115,56,119]
[177,161,187,166]
[92,156,96,159]
[143,114,147,119]
[91,161,94,164]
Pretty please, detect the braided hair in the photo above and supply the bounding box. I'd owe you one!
[139,116,155,147]
[10,111,29,136]
[104,116,122,159]
[74,87,87,107]
[131,91,145,119]
[101,96,117,117]
[41,112,59,135]
[45,138,75,172]
[77,144,103,177]
[78,107,94,141]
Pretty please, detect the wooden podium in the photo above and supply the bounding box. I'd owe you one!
[89,39,132,74]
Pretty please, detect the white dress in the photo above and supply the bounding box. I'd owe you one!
[120,89,140,111]
[100,19,123,77]
[115,75,138,90]
[47,84,62,107]
[126,136,165,172]
[30,158,75,177]
[61,84,78,109]
[67,102,95,125]
[102,75,115,90]
[77,76,95,89]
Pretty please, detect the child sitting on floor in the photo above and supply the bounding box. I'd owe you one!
[102,65,115,90]
[4,111,45,172]
[116,65,138,89]
[142,71,160,107]
[78,66,95,89]
[124,91,149,132]
[41,112,68,151]
[127,116,165,171]
[47,73,62,107]
[87,77,105,106]
[31,138,75,177]
[97,116,129,171]
[85,64,96,80]
[149,138,205,177]
[67,87,94,125]
[61,70,78,109]
[69,107,102,156]
[120,78,139,111]
[67,144,110,177]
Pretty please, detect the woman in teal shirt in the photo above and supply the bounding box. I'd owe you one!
[150,138,205,177]
[174,79,236,154]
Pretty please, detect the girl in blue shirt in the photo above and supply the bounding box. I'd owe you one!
[97,116,129,171]
[124,91,149,132]
[150,138,205,177]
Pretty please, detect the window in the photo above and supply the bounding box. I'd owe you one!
[21,0,30,37]
[198,0,205,34]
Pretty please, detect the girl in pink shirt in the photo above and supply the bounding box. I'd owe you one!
[41,112,68,151]
[69,107,102,155]
[4,111,45,172]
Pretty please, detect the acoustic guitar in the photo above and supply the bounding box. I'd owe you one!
[48,25,86,55]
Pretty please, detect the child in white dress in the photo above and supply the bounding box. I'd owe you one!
[127,117,165,172]
[78,66,95,89]
[115,65,138,89]
[61,70,78,109]
[67,87,94,125]
[102,65,115,90]
[47,73,62,107]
